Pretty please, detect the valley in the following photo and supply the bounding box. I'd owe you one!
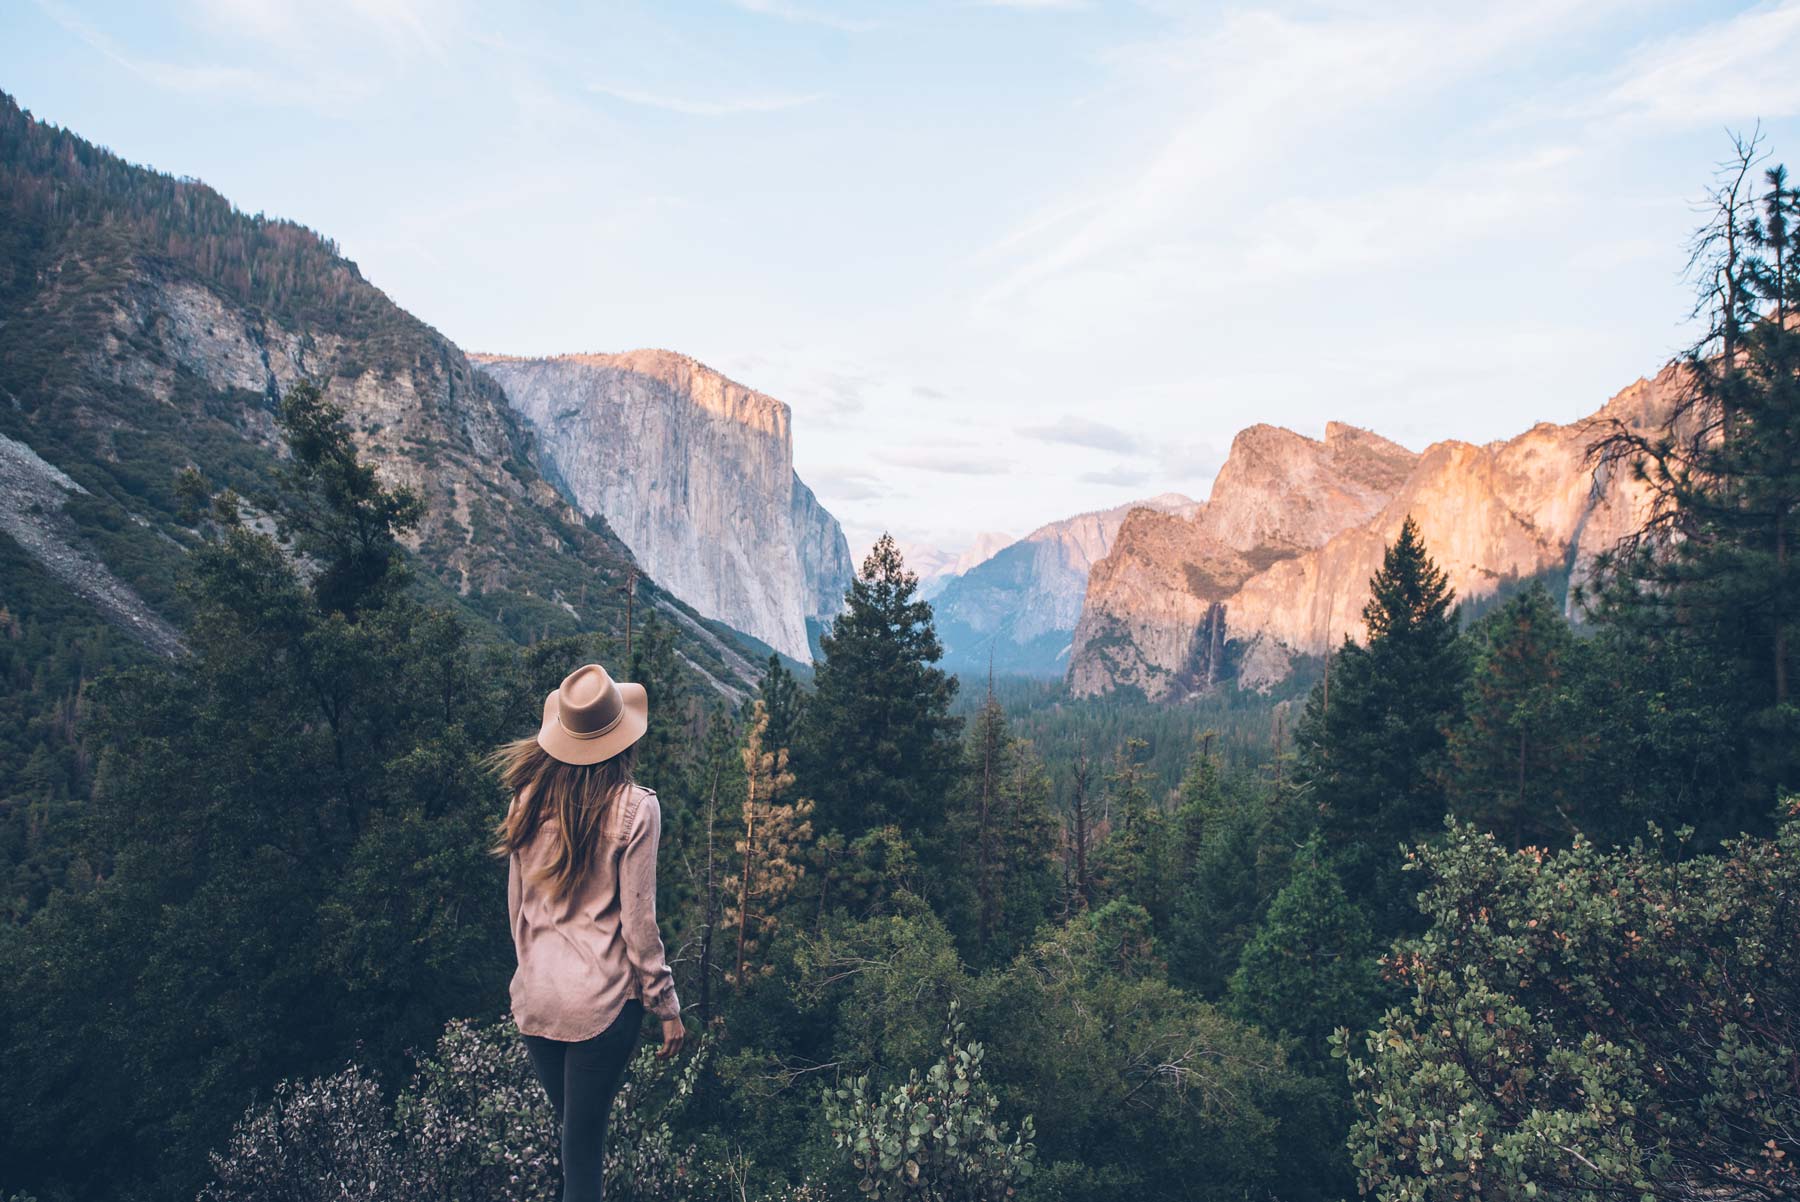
[4,16,1798,1201]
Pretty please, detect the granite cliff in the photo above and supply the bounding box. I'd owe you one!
[1068,373,1674,700]
[470,351,853,663]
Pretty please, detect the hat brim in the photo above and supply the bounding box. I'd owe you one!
[536,681,648,766]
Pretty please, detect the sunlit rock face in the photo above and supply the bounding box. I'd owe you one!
[1069,421,1417,699]
[1069,371,1676,700]
[473,350,853,662]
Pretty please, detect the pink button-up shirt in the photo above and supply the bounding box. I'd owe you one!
[507,782,682,1041]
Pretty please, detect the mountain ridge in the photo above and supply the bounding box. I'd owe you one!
[0,90,764,697]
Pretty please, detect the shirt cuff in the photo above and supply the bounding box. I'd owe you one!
[643,986,681,1021]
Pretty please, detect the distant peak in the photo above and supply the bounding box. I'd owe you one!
[1136,491,1201,511]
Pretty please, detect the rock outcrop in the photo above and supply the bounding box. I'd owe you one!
[1069,422,1419,698]
[471,351,853,662]
[1068,371,1675,700]
[932,494,1200,676]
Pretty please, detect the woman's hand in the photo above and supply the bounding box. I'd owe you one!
[656,1015,686,1059]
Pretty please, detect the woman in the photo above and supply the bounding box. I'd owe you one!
[491,662,686,1202]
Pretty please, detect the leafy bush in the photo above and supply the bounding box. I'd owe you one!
[822,1000,1035,1201]
[1334,806,1800,1202]
[394,1015,561,1200]
[201,1015,725,1202]
[198,1065,416,1202]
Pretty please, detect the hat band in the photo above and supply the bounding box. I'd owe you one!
[557,703,626,740]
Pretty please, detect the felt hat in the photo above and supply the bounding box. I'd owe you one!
[536,663,648,766]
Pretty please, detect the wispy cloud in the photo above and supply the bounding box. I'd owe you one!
[34,0,376,111]
[728,0,880,33]
[1152,438,1223,488]
[1594,0,1800,129]
[980,0,1088,9]
[588,82,823,116]
[184,0,454,61]
[806,466,887,502]
[1019,415,1142,454]
[975,1,1631,320]
[1079,464,1150,487]
[879,447,1013,475]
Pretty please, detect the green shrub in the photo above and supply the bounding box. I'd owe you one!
[1335,805,1800,1202]
[822,1000,1035,1201]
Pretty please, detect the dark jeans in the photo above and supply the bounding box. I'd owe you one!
[521,998,644,1202]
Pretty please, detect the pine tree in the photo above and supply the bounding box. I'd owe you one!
[628,610,698,928]
[947,684,1060,965]
[1062,750,1095,914]
[967,685,1008,956]
[1228,836,1379,1071]
[799,534,962,841]
[1165,754,1272,999]
[990,737,1060,960]
[1447,582,1592,848]
[724,700,814,987]
[269,379,422,618]
[1088,737,1190,926]
[1585,137,1800,826]
[692,707,742,1026]
[1292,514,1467,934]
[626,611,689,793]
[1173,733,1223,865]
[756,652,806,759]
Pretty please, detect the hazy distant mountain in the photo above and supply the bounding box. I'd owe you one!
[913,531,1014,601]
[931,494,1199,677]
[473,351,853,663]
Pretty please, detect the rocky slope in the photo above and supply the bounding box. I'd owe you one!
[0,91,761,697]
[1069,375,1673,700]
[470,351,852,663]
[0,430,183,657]
[932,494,1200,676]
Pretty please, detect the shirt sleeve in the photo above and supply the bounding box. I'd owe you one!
[505,790,526,955]
[619,790,682,1021]
[506,850,522,955]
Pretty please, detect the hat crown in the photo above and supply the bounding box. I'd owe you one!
[557,664,622,736]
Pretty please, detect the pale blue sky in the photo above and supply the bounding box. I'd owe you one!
[5,1,1800,560]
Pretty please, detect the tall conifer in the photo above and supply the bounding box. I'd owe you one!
[1586,137,1800,823]
[1292,514,1467,933]
[1447,582,1590,848]
[799,534,961,841]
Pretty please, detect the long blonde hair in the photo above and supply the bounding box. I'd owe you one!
[489,735,638,901]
